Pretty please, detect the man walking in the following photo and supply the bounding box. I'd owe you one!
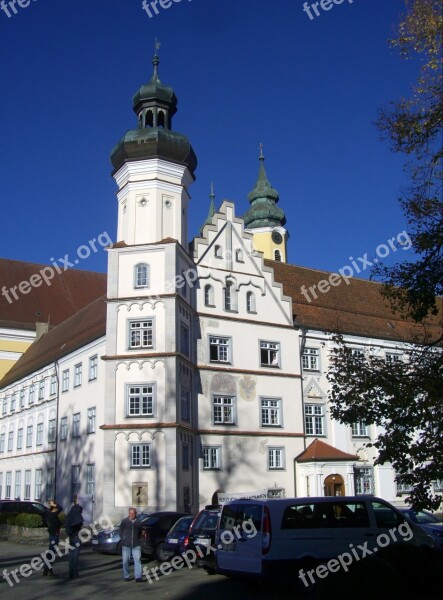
[119,507,143,582]
[65,497,84,579]
[43,499,63,576]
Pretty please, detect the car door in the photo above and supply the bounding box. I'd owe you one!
[217,502,263,574]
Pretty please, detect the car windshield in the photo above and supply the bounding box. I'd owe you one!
[413,510,440,524]
[193,511,219,530]
[170,517,193,533]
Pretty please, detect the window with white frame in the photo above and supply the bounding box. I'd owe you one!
[7,430,14,452]
[71,465,81,498]
[17,428,23,450]
[0,473,3,499]
[209,336,231,363]
[134,263,150,288]
[204,284,214,307]
[86,464,95,495]
[36,423,43,446]
[268,447,285,470]
[386,353,402,363]
[24,470,31,500]
[261,398,282,427]
[260,341,280,367]
[47,468,55,501]
[354,467,374,495]
[130,443,151,468]
[38,380,45,400]
[34,469,42,500]
[60,417,68,441]
[305,404,325,435]
[5,472,12,498]
[26,425,33,448]
[181,388,190,422]
[10,394,16,412]
[72,413,80,437]
[2,398,7,415]
[302,348,320,370]
[62,370,69,392]
[48,419,56,443]
[20,389,25,408]
[129,319,154,349]
[351,348,364,358]
[246,291,256,313]
[224,281,237,311]
[50,375,57,396]
[182,444,189,470]
[29,384,35,404]
[89,355,98,381]
[0,433,5,453]
[74,364,82,387]
[213,396,235,425]
[87,407,96,434]
[352,421,368,437]
[127,385,155,417]
[180,323,190,356]
[203,446,221,470]
[14,471,21,499]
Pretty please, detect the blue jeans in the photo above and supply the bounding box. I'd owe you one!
[68,535,81,577]
[122,545,142,580]
[44,534,60,573]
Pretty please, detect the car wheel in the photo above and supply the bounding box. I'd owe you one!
[154,543,170,562]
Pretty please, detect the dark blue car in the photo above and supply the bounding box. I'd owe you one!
[156,515,195,561]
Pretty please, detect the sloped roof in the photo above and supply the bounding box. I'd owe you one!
[266,260,442,344]
[296,439,359,462]
[0,296,107,388]
[0,258,107,331]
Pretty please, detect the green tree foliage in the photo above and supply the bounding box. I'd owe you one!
[328,0,443,510]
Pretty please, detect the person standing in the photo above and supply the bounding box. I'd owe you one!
[65,497,84,579]
[43,499,63,576]
[119,507,143,582]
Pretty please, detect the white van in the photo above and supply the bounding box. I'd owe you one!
[216,496,434,580]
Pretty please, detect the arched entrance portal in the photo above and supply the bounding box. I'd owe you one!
[324,474,345,496]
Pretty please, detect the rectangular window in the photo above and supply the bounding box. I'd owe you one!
[2,398,7,415]
[209,336,231,363]
[89,355,98,381]
[0,433,5,453]
[352,421,368,437]
[71,465,80,499]
[34,469,42,500]
[20,389,26,408]
[60,417,68,441]
[36,423,43,446]
[17,428,23,450]
[260,341,280,367]
[86,464,95,496]
[87,407,96,434]
[10,394,16,412]
[5,472,12,499]
[74,364,82,387]
[48,419,56,443]
[203,446,221,470]
[305,404,325,436]
[127,385,155,417]
[181,388,190,422]
[268,447,285,470]
[180,323,190,356]
[15,471,21,499]
[72,413,80,437]
[302,348,320,370]
[0,473,3,499]
[62,370,69,392]
[354,467,375,495]
[182,444,189,470]
[7,430,13,452]
[130,443,151,468]
[29,384,35,404]
[24,470,31,500]
[386,353,402,363]
[129,319,154,349]
[351,348,364,358]
[50,374,57,396]
[38,380,45,400]
[213,396,235,425]
[261,398,281,427]
[47,468,55,501]
[26,426,33,448]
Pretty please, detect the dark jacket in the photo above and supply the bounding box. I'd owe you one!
[65,504,84,537]
[46,503,63,536]
[119,517,142,548]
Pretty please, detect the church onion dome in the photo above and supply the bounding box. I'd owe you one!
[110,51,197,177]
[244,151,286,229]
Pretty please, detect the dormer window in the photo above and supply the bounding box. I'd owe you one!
[215,245,222,258]
[134,263,150,289]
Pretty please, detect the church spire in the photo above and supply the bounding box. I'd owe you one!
[201,182,216,233]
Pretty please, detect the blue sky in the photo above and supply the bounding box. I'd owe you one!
[0,0,419,276]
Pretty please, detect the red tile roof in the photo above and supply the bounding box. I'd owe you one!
[296,439,359,462]
[266,260,442,344]
[0,258,107,330]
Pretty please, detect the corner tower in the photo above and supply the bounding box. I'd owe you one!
[244,148,288,262]
[110,49,197,247]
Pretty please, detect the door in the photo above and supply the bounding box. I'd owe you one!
[324,474,345,497]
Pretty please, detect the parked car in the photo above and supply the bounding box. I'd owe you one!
[0,500,49,526]
[140,512,187,560]
[398,507,443,551]
[156,515,195,561]
[187,506,221,571]
[91,511,152,554]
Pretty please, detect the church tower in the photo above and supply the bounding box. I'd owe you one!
[244,148,288,262]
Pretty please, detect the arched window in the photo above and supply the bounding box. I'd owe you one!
[246,291,256,313]
[204,284,214,307]
[235,249,243,262]
[158,110,165,129]
[215,245,222,258]
[134,263,150,289]
[145,110,154,128]
[274,250,282,262]
[224,281,237,311]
